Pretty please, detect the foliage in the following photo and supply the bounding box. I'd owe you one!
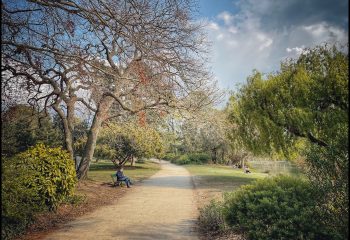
[12,143,77,209]
[72,119,90,156]
[198,200,226,234]
[1,104,64,157]
[227,44,348,157]
[227,44,348,237]
[169,153,210,165]
[2,158,44,239]
[1,144,77,239]
[163,153,179,161]
[222,175,338,240]
[97,121,165,164]
[306,143,348,238]
[165,110,232,164]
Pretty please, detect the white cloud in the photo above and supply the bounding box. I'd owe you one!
[286,46,305,55]
[228,26,238,34]
[203,7,348,104]
[207,22,220,31]
[217,11,234,25]
[256,33,273,51]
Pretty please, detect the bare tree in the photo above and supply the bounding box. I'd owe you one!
[2,0,221,179]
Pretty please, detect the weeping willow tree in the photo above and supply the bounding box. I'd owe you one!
[227,44,348,238]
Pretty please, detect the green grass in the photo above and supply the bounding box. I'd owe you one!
[248,160,305,177]
[186,164,267,187]
[184,164,269,206]
[87,160,161,183]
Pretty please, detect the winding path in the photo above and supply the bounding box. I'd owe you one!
[44,160,199,240]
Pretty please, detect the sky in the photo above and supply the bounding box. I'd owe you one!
[195,0,348,105]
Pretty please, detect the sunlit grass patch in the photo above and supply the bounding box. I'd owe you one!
[185,164,268,207]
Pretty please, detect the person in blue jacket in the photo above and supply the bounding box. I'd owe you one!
[116,166,132,188]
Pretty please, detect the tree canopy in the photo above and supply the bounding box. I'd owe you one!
[227,44,348,236]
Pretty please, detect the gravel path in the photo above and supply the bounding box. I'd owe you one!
[44,160,198,240]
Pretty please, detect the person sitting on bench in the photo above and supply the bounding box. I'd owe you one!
[244,165,251,173]
[116,166,132,188]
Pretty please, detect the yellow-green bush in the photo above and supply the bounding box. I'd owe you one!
[16,143,77,209]
[1,144,77,239]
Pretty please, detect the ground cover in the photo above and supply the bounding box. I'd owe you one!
[185,163,307,240]
[185,164,267,240]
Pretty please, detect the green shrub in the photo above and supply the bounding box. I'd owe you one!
[188,153,210,164]
[173,154,190,165]
[15,143,77,209]
[163,153,179,161]
[166,153,210,165]
[223,175,334,240]
[1,144,77,239]
[2,158,45,239]
[198,200,226,234]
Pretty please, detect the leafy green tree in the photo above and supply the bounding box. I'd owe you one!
[227,44,348,238]
[1,104,64,156]
[96,121,164,166]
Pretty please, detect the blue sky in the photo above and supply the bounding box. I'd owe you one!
[194,0,348,105]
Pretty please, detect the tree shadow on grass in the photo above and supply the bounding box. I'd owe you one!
[89,164,148,171]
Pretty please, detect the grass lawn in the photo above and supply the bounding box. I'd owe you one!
[184,164,268,207]
[87,160,161,184]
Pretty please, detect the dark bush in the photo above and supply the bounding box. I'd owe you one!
[167,153,210,165]
[223,175,335,240]
[188,153,210,164]
[171,154,190,165]
[2,158,44,239]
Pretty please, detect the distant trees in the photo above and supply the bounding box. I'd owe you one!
[160,109,233,164]
[2,0,220,179]
[227,44,348,238]
[1,104,64,156]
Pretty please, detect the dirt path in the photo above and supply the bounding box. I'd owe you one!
[44,160,198,240]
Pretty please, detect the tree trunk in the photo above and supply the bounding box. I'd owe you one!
[53,104,74,160]
[130,156,135,166]
[76,97,113,180]
[212,148,217,164]
[65,130,75,161]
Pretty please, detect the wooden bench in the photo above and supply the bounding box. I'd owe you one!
[110,174,126,187]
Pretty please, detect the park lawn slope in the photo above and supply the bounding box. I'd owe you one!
[185,164,268,208]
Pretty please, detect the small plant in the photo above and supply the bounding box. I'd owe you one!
[198,200,226,234]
